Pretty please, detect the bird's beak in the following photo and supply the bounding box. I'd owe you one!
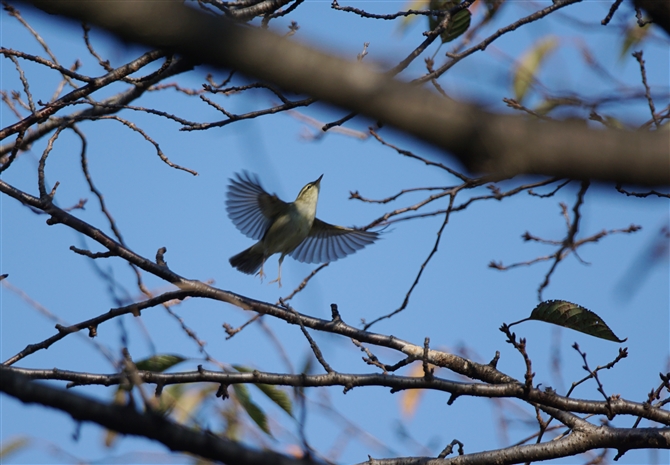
[315,174,323,186]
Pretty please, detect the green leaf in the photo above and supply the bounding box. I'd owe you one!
[529,300,626,342]
[233,365,293,417]
[442,9,471,43]
[253,383,292,417]
[135,354,185,372]
[513,37,558,103]
[232,384,271,436]
[428,0,471,44]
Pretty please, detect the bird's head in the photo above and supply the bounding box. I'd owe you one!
[295,174,323,206]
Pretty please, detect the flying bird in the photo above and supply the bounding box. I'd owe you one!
[226,172,379,287]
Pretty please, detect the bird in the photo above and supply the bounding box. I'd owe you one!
[226,172,379,287]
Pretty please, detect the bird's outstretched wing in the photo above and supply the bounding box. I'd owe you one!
[226,172,287,240]
[289,218,379,264]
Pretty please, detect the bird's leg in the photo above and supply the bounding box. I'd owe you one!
[255,258,267,283]
[268,255,284,288]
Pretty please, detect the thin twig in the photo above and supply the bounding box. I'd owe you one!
[416,0,583,84]
[632,50,660,129]
[182,97,316,131]
[281,299,334,373]
[7,55,36,113]
[573,343,615,420]
[370,128,469,181]
[364,196,454,330]
[601,0,624,25]
[70,126,155,300]
[331,0,438,20]
[0,49,168,141]
[0,129,26,174]
[615,184,670,198]
[280,263,329,303]
[3,2,79,89]
[2,285,188,366]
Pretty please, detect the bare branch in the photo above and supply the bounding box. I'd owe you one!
[0,48,167,140]
[0,367,322,465]
[22,0,670,186]
[632,50,661,129]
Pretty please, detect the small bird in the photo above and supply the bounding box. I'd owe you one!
[226,172,379,287]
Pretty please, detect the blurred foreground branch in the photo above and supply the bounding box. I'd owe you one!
[635,0,670,35]
[21,0,670,187]
[0,367,321,465]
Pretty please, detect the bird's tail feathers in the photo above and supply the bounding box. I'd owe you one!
[229,246,265,275]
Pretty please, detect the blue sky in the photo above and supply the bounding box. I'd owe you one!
[1,1,669,464]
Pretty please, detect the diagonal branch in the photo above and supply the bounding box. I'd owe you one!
[3,290,191,366]
[0,177,514,386]
[0,48,167,141]
[20,0,670,186]
[0,55,194,156]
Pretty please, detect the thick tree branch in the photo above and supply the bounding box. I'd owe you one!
[0,367,322,465]
[18,0,670,186]
[365,424,670,464]
[9,366,670,425]
[6,364,669,464]
[0,178,513,387]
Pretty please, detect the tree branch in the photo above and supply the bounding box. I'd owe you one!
[8,366,670,425]
[634,0,670,36]
[0,367,322,465]
[17,0,670,186]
